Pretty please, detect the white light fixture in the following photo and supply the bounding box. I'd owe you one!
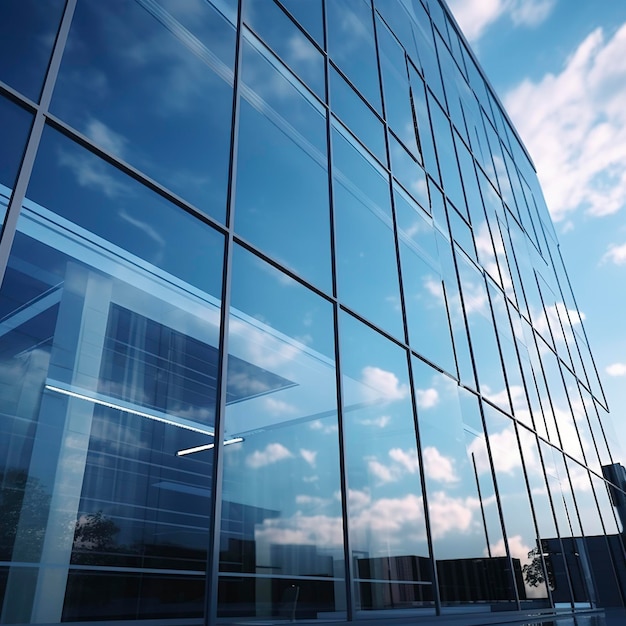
[176,436,244,457]
[44,383,214,436]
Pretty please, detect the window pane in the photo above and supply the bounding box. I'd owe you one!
[235,37,331,292]
[218,246,345,619]
[332,127,403,339]
[0,0,64,101]
[0,96,33,226]
[326,0,382,112]
[0,130,224,623]
[52,0,236,222]
[340,313,433,612]
[244,0,324,100]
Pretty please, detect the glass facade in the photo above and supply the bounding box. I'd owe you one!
[0,0,624,624]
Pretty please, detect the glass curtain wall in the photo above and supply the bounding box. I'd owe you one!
[0,0,624,624]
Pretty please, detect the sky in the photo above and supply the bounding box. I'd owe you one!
[446,0,626,461]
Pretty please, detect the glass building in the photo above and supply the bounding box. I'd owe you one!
[0,0,624,624]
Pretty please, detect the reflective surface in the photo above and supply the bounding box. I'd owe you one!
[0,0,623,624]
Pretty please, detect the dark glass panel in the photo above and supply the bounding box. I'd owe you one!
[235,37,331,292]
[326,0,382,113]
[52,0,235,223]
[279,0,324,47]
[339,313,433,613]
[244,0,325,100]
[332,126,403,339]
[0,0,64,101]
[218,246,345,619]
[0,96,33,226]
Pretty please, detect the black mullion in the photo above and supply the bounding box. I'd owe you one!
[205,0,244,623]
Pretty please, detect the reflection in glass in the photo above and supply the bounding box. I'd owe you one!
[340,313,433,612]
[51,0,236,223]
[218,246,345,620]
[235,36,331,292]
[326,0,381,113]
[0,0,64,101]
[0,131,224,623]
[332,127,403,339]
[0,96,33,226]
[244,0,324,100]
[482,404,549,606]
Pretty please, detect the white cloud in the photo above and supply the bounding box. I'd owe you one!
[85,118,128,156]
[505,23,626,223]
[246,442,293,469]
[448,0,555,43]
[606,362,626,377]
[415,387,439,410]
[361,366,409,403]
[309,419,338,435]
[422,446,458,483]
[299,448,317,467]
[357,414,392,428]
[389,447,420,475]
[602,242,626,265]
[367,458,396,484]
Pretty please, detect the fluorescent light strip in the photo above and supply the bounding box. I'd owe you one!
[177,437,244,457]
[44,384,214,437]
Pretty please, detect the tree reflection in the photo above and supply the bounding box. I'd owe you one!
[0,469,50,561]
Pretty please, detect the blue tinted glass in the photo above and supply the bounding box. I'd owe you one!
[0,96,33,224]
[244,0,325,100]
[377,18,418,156]
[330,68,387,166]
[333,127,403,338]
[52,0,235,223]
[29,126,224,296]
[0,0,64,101]
[326,0,382,112]
[389,134,427,203]
[235,37,331,292]
[339,312,433,610]
[219,245,345,616]
[0,125,225,622]
[279,0,323,46]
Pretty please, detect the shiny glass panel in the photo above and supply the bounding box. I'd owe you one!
[332,127,403,339]
[414,361,515,608]
[218,246,345,620]
[51,0,236,223]
[330,68,386,165]
[377,17,418,156]
[0,128,224,624]
[409,64,439,184]
[438,239,475,387]
[244,0,324,100]
[326,0,382,113]
[482,405,549,605]
[455,251,508,412]
[278,0,323,46]
[0,0,64,101]
[541,443,592,606]
[235,36,331,292]
[339,313,433,612]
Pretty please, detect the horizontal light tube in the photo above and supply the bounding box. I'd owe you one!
[176,437,244,457]
[44,383,214,437]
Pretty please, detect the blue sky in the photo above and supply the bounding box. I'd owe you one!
[447,0,626,459]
